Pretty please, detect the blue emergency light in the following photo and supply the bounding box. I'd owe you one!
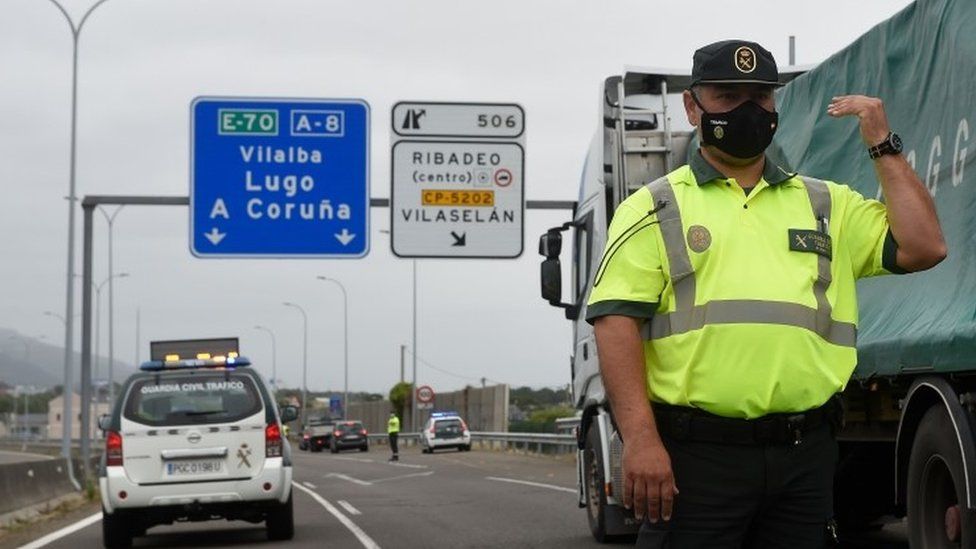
[430,411,460,419]
[139,356,251,371]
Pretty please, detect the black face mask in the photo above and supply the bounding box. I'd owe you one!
[692,92,778,159]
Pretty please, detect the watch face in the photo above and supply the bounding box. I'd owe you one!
[890,133,903,152]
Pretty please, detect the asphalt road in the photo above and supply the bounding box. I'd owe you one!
[17,446,909,548]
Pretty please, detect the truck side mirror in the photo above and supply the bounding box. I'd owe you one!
[538,223,582,320]
[279,405,299,423]
[538,230,562,259]
[541,258,562,303]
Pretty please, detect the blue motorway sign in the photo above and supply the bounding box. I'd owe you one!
[191,97,369,257]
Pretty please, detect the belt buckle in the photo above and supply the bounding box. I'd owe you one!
[786,414,806,446]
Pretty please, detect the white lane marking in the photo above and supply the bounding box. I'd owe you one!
[485,476,577,494]
[371,471,434,483]
[331,456,374,463]
[326,472,373,486]
[18,512,101,549]
[387,461,427,469]
[337,500,362,515]
[302,481,317,489]
[293,482,380,549]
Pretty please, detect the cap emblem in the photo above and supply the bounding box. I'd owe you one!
[734,46,756,73]
[687,225,712,253]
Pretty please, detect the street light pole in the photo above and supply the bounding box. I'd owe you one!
[378,229,419,432]
[46,0,113,465]
[254,325,277,391]
[316,276,348,419]
[6,336,28,441]
[283,303,308,425]
[98,206,124,406]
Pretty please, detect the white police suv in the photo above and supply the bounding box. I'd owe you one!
[98,338,298,548]
[420,411,472,453]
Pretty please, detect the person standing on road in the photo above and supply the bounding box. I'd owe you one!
[387,411,401,462]
[586,39,945,548]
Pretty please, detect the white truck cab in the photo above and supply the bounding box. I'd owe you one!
[98,338,298,548]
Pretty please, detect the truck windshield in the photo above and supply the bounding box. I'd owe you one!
[123,374,262,426]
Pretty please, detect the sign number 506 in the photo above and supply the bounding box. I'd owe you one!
[477,114,517,129]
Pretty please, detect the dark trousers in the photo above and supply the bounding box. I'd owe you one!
[389,432,399,456]
[637,422,837,549]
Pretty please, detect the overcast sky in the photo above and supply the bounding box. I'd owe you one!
[0,0,915,395]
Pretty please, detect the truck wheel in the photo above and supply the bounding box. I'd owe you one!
[102,508,133,548]
[908,405,975,547]
[584,426,610,542]
[266,493,295,541]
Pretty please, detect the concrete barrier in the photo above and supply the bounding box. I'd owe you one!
[0,458,79,516]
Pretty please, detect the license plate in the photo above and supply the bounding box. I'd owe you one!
[165,460,223,476]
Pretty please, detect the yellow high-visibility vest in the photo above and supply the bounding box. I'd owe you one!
[587,152,903,418]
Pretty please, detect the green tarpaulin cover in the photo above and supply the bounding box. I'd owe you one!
[773,0,975,377]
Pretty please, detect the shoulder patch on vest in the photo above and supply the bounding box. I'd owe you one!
[687,225,712,253]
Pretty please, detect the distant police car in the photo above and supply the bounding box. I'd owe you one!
[98,338,298,548]
[420,412,472,453]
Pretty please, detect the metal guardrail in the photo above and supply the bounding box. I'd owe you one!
[356,431,576,455]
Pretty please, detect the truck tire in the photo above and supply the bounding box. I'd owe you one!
[907,405,976,547]
[266,493,295,541]
[584,426,610,542]
[102,508,132,548]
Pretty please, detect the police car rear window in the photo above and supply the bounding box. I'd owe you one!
[123,374,262,427]
[337,422,364,432]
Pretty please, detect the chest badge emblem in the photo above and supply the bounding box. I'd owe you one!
[687,225,712,253]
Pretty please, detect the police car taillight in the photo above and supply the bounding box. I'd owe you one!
[106,431,123,466]
[266,423,283,458]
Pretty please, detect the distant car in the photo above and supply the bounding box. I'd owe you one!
[303,418,335,452]
[329,421,369,453]
[98,340,297,548]
[420,412,471,453]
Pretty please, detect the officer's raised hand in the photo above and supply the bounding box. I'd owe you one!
[826,95,892,144]
[623,434,678,523]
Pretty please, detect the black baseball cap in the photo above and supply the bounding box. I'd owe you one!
[691,40,782,87]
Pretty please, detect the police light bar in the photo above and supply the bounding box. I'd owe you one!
[140,356,251,371]
[149,338,239,362]
[430,411,460,418]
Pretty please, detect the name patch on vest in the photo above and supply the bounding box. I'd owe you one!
[789,229,832,258]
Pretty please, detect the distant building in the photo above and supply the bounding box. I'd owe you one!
[0,380,13,396]
[2,412,48,440]
[47,394,111,440]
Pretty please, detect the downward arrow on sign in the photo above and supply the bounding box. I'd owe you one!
[335,229,356,246]
[204,227,226,245]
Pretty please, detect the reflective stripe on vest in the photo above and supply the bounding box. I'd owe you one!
[641,176,856,348]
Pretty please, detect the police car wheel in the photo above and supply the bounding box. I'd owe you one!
[908,405,975,548]
[266,493,295,541]
[102,508,133,548]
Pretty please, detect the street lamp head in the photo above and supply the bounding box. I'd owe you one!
[283,301,293,307]
[117,272,129,279]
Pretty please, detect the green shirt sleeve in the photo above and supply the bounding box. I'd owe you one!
[834,183,907,278]
[585,192,664,324]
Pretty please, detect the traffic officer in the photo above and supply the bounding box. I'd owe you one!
[387,410,401,462]
[587,39,945,548]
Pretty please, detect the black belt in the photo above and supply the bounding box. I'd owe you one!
[652,399,839,446]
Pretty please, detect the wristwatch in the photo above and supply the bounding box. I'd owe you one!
[868,132,903,159]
